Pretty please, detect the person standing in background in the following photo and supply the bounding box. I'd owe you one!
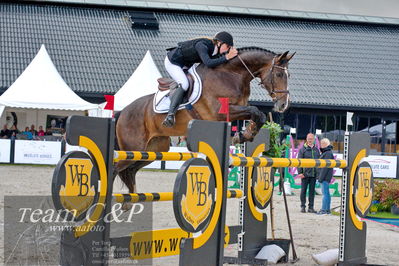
[317,138,334,214]
[297,133,320,213]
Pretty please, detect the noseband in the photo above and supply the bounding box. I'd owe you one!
[237,55,290,101]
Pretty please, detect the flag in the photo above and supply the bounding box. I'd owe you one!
[346,112,354,126]
[104,95,114,110]
[218,97,230,122]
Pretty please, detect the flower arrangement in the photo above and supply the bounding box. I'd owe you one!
[372,179,399,212]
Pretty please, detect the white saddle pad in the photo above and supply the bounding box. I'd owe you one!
[153,63,202,113]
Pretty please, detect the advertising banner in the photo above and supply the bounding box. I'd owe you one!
[363,155,397,179]
[14,140,62,165]
[0,139,11,163]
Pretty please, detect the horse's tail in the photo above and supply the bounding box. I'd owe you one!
[113,111,121,151]
[113,110,137,192]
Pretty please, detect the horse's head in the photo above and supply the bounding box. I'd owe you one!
[258,51,295,113]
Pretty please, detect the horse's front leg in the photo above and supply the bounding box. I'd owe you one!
[227,105,266,144]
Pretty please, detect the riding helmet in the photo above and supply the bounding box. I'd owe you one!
[214,31,234,46]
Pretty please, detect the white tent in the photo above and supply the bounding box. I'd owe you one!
[113,50,162,111]
[0,44,98,112]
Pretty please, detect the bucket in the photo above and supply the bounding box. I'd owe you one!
[266,238,291,262]
[284,181,292,195]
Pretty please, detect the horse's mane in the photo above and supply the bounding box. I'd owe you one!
[237,46,277,56]
[209,46,277,68]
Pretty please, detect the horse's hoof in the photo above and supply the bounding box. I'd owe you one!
[242,130,254,142]
[121,202,133,211]
[232,132,246,144]
[232,134,240,145]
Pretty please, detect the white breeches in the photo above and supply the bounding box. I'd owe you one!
[164,56,189,91]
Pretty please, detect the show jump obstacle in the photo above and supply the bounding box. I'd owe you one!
[52,116,373,266]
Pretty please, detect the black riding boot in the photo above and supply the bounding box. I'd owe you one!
[162,85,185,127]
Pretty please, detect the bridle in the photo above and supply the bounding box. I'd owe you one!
[237,55,290,100]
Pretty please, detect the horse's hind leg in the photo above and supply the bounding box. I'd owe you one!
[117,136,170,194]
[119,161,151,193]
[118,161,151,210]
[146,136,171,153]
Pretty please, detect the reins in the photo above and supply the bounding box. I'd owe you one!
[237,54,290,100]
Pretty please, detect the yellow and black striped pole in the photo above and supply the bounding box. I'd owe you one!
[114,151,198,163]
[113,189,244,203]
[114,151,347,169]
[113,192,173,203]
[227,188,243,199]
[229,154,347,168]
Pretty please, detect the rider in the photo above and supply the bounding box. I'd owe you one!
[162,31,238,127]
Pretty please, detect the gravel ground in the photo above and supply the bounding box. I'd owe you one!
[1,164,398,265]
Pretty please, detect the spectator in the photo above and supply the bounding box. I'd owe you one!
[45,127,52,136]
[317,138,334,215]
[10,131,17,140]
[177,136,187,147]
[297,133,320,213]
[9,125,19,140]
[22,126,33,140]
[0,124,11,139]
[30,124,38,136]
[37,126,45,136]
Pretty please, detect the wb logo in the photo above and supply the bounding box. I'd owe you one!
[59,158,96,217]
[189,172,208,206]
[259,167,270,190]
[355,166,373,216]
[360,172,370,197]
[180,165,213,230]
[254,167,273,209]
[68,164,91,196]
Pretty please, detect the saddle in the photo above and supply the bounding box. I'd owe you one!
[153,63,202,114]
[157,72,195,102]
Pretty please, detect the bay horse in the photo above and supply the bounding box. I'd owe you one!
[115,47,295,193]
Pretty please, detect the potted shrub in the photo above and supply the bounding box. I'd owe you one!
[261,121,288,184]
[261,121,288,159]
[261,121,292,254]
[373,180,387,203]
[390,188,399,215]
[392,200,399,215]
[378,179,399,214]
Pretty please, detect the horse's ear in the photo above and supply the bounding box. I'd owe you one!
[276,51,290,64]
[287,52,296,61]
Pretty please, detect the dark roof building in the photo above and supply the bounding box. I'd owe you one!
[1,1,399,151]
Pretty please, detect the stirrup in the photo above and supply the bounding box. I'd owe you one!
[162,114,175,128]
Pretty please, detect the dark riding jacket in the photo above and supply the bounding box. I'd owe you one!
[317,145,334,183]
[167,38,228,68]
[297,143,320,178]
